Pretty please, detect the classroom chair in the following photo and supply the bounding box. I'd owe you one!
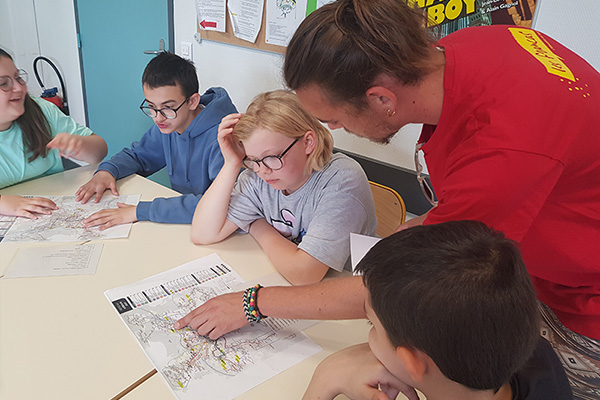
[369,181,407,237]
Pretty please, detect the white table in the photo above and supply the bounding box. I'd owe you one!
[0,166,370,399]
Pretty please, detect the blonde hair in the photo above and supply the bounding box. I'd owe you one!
[234,90,334,174]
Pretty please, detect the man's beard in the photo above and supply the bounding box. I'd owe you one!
[344,126,398,145]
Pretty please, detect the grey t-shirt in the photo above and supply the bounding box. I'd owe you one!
[227,153,377,272]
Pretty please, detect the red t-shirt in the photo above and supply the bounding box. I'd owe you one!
[421,26,600,339]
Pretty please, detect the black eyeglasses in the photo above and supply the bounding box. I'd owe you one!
[414,142,438,207]
[0,69,28,92]
[242,138,299,172]
[139,96,191,119]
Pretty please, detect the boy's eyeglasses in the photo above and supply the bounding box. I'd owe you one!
[0,69,28,92]
[242,138,299,172]
[139,95,191,119]
[414,142,438,207]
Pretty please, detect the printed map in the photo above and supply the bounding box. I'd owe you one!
[1,195,139,243]
[0,215,17,242]
[105,254,321,400]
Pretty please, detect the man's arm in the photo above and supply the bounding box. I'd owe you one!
[175,276,365,339]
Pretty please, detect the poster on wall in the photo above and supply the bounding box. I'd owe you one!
[265,0,308,46]
[409,0,538,37]
[196,0,227,32]
[228,0,265,42]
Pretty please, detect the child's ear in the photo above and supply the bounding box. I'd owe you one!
[304,131,316,155]
[397,346,427,383]
[188,93,202,110]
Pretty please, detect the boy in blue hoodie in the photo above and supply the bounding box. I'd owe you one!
[76,52,237,227]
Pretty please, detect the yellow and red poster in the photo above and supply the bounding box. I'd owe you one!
[408,0,537,36]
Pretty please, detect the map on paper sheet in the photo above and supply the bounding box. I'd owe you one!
[1,195,140,243]
[105,254,321,400]
[0,215,17,242]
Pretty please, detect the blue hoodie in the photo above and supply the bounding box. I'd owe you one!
[97,87,237,223]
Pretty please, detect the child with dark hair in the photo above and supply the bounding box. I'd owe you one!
[77,52,237,227]
[304,221,573,400]
[0,48,107,218]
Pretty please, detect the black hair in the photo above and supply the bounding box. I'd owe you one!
[141,52,199,98]
[356,220,539,391]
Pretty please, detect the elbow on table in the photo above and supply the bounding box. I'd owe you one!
[285,267,329,286]
[190,231,219,245]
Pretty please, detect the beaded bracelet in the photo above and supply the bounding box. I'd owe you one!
[243,284,267,323]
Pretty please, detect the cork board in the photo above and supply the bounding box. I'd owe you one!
[198,3,286,54]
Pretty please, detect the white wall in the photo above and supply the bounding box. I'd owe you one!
[174,0,421,171]
[0,0,86,126]
[532,0,600,72]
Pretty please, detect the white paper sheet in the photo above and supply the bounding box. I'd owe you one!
[1,194,140,243]
[105,253,321,400]
[228,0,264,43]
[265,0,307,47]
[196,0,227,32]
[0,215,17,242]
[4,243,103,278]
[350,233,381,273]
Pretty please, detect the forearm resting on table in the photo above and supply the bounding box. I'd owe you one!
[190,163,239,244]
[258,276,366,320]
[249,219,329,285]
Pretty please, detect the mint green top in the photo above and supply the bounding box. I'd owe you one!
[0,97,93,188]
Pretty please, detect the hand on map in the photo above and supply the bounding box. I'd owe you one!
[174,291,248,339]
[83,202,137,230]
[303,343,418,400]
[0,194,57,219]
[76,170,119,204]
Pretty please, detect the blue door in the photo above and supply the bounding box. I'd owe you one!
[76,0,173,186]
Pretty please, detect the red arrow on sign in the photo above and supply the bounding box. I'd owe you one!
[200,20,217,29]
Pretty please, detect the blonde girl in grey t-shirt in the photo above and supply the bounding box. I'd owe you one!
[190,90,376,285]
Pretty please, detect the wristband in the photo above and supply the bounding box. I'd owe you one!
[243,284,267,323]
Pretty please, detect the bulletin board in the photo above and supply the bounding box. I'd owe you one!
[198,2,286,54]
[197,0,538,54]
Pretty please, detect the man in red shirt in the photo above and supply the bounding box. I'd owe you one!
[178,0,600,397]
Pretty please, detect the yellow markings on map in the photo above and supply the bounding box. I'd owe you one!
[235,354,240,363]
[177,381,184,388]
[509,28,575,82]
[164,316,169,321]
[220,359,227,370]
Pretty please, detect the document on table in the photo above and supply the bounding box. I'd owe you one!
[105,253,321,400]
[4,243,103,278]
[0,215,17,242]
[1,194,140,243]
